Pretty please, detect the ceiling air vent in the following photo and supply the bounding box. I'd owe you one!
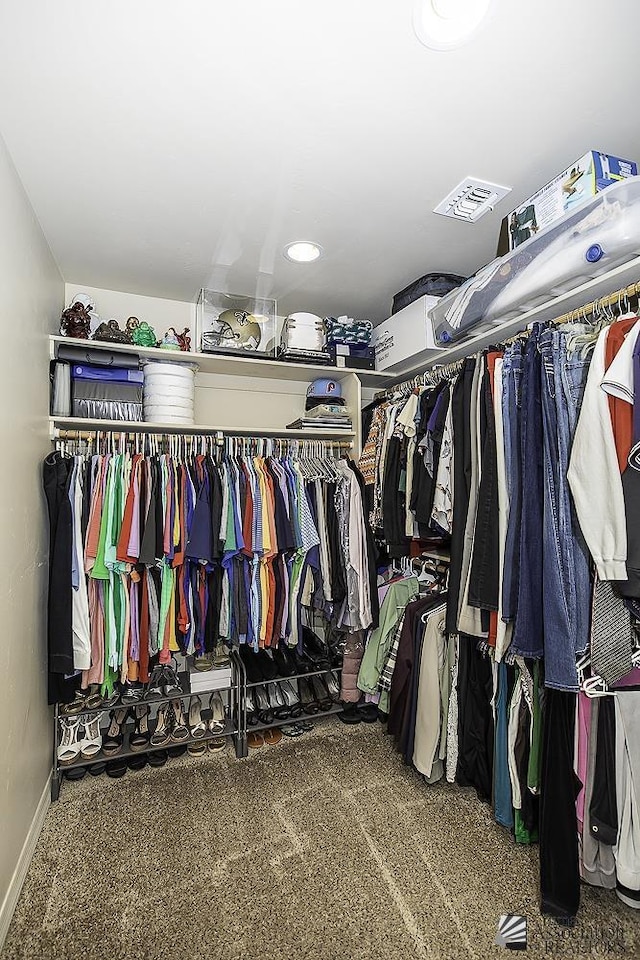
[434,177,511,222]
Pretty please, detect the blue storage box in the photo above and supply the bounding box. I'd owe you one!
[71,364,144,384]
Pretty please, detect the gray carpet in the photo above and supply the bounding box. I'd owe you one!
[3,721,638,960]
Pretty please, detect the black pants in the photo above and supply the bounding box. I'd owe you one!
[455,634,494,802]
[539,689,580,919]
[469,362,500,610]
[446,360,475,634]
[43,452,76,704]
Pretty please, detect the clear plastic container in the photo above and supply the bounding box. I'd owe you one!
[429,177,640,345]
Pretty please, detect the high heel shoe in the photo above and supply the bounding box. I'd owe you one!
[311,675,332,712]
[253,684,273,725]
[130,705,151,752]
[324,671,341,702]
[298,677,319,715]
[171,699,190,742]
[208,692,226,734]
[150,703,172,746]
[268,682,290,720]
[245,690,258,726]
[57,716,82,765]
[279,679,302,718]
[102,707,129,756]
[80,713,104,759]
[188,696,207,739]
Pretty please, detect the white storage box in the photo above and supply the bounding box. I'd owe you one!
[142,360,197,424]
[371,295,445,372]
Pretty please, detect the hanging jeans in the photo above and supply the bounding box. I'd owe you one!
[538,330,591,690]
[511,328,544,659]
[501,341,523,622]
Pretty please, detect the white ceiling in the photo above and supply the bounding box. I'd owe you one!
[1,0,640,321]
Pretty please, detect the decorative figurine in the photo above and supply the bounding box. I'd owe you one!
[92,318,131,344]
[128,318,157,347]
[159,327,181,350]
[176,327,191,352]
[60,299,92,339]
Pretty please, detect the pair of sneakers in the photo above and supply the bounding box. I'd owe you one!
[57,714,103,765]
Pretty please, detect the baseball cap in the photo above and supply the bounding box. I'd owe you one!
[307,377,342,399]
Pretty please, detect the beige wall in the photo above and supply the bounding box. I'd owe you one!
[0,134,63,936]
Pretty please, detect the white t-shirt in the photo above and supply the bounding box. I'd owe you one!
[600,317,640,404]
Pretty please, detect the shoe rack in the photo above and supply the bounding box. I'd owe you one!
[51,653,346,799]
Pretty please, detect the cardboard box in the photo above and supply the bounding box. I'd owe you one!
[498,150,637,255]
[371,295,445,372]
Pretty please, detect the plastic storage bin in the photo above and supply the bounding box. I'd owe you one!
[430,177,640,345]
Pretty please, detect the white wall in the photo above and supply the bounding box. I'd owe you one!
[0,133,63,943]
[63,282,196,339]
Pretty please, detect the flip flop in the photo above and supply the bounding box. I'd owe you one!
[248,732,264,749]
[263,728,283,746]
[281,724,303,738]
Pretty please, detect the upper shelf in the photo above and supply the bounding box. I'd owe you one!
[381,254,640,384]
[49,335,391,387]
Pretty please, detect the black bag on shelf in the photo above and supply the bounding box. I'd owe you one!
[391,272,467,315]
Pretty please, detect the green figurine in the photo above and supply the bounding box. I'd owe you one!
[127,317,157,347]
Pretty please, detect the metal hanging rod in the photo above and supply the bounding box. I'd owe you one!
[52,427,353,451]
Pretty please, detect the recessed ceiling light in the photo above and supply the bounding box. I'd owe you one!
[284,241,323,263]
[413,0,493,51]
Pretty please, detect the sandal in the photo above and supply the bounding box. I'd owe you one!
[188,739,207,757]
[208,692,226,734]
[280,679,302,718]
[245,690,258,726]
[121,683,144,705]
[213,642,230,667]
[254,684,273,725]
[311,675,332,712]
[60,691,86,716]
[298,677,319,715]
[263,728,283,746]
[267,682,290,720]
[57,716,82,765]
[80,714,103,759]
[207,737,226,753]
[130,704,151,751]
[193,654,214,672]
[295,718,314,732]
[324,671,341,702]
[150,704,172,747]
[102,708,129,756]
[83,685,105,710]
[247,732,264,749]
[281,723,303,738]
[188,696,207,738]
[162,664,183,698]
[144,665,165,702]
[170,699,190,742]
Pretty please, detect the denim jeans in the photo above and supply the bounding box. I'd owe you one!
[511,326,545,659]
[538,329,591,690]
[501,341,523,622]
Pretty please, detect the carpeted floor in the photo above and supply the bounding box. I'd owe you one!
[3,720,638,960]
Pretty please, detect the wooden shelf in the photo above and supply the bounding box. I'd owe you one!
[49,335,390,387]
[49,416,355,441]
